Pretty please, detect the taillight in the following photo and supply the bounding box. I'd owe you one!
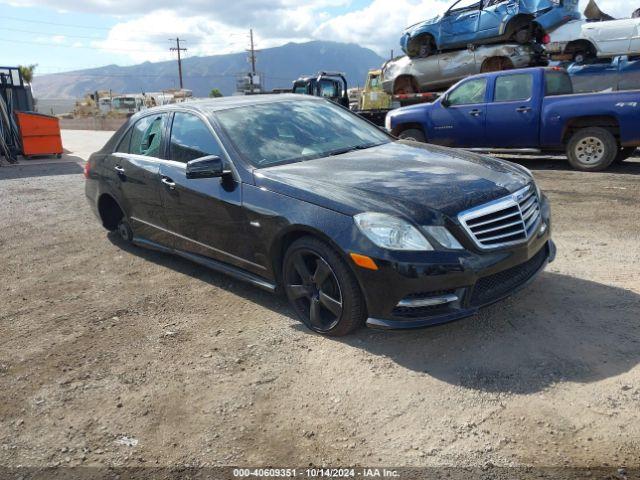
[83,161,90,179]
[542,34,551,45]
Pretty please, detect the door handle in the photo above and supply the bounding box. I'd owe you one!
[161,177,176,190]
[469,109,481,117]
[516,106,531,113]
[114,165,125,174]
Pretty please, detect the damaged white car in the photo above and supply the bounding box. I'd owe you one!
[546,0,640,63]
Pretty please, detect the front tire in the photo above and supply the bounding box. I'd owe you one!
[398,128,426,143]
[566,127,617,171]
[283,237,365,336]
[408,34,436,58]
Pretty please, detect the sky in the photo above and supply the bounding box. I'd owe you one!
[0,0,633,75]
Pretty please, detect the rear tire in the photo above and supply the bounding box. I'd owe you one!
[480,57,514,73]
[283,237,365,336]
[615,147,636,163]
[566,127,617,171]
[398,128,426,143]
[117,219,134,242]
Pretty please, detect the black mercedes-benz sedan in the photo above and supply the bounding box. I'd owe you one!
[85,94,555,336]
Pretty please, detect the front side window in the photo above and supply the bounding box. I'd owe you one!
[494,73,533,102]
[130,114,167,157]
[169,112,224,163]
[447,78,487,106]
[214,99,390,168]
[448,0,481,14]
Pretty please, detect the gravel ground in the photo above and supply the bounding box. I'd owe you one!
[1,134,639,473]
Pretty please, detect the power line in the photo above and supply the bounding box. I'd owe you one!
[2,26,105,40]
[0,37,160,53]
[0,15,113,30]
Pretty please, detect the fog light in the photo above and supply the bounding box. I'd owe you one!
[539,221,548,235]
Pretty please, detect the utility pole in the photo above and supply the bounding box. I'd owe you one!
[169,37,187,89]
[248,29,257,75]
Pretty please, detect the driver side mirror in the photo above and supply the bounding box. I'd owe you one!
[186,155,227,179]
[441,94,450,108]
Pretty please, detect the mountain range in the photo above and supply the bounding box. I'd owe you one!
[32,41,385,100]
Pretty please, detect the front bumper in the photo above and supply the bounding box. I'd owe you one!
[358,228,555,330]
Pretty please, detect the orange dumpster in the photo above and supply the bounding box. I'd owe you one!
[15,112,63,158]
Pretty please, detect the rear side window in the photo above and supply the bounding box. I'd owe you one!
[115,127,132,153]
[545,71,573,96]
[448,78,487,106]
[130,114,167,157]
[169,112,224,163]
[494,73,533,102]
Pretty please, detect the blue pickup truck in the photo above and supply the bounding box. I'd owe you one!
[386,67,640,171]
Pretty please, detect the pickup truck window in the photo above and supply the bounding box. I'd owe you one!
[448,78,487,106]
[545,71,573,96]
[494,73,533,102]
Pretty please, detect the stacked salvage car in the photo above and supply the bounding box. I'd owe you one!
[386,0,640,95]
[382,0,580,95]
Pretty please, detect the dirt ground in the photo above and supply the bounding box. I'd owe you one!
[1,133,639,473]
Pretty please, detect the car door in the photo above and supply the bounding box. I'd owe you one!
[428,77,488,147]
[477,0,508,38]
[618,56,640,91]
[484,72,540,147]
[585,18,635,56]
[437,50,478,87]
[411,55,443,89]
[111,113,170,244]
[629,20,640,53]
[158,111,259,273]
[440,0,482,47]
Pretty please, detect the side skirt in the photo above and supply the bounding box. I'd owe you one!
[132,236,278,293]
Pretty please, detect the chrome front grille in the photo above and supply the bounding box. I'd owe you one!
[458,184,541,249]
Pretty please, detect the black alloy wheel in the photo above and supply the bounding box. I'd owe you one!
[283,237,365,336]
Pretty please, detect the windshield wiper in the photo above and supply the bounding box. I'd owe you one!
[326,142,387,157]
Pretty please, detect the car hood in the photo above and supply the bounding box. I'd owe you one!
[253,141,532,223]
[405,15,441,34]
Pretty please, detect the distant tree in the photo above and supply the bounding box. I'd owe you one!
[18,64,37,84]
[209,88,223,98]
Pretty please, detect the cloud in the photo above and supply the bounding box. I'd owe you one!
[11,0,640,66]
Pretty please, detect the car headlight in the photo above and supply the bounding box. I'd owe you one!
[384,113,392,132]
[423,226,464,250]
[354,212,433,251]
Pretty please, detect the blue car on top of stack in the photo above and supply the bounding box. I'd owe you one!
[401,0,581,58]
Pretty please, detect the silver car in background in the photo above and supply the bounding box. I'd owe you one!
[381,43,547,94]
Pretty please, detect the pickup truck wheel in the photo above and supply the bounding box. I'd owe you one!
[398,129,426,143]
[566,128,617,171]
[615,147,636,163]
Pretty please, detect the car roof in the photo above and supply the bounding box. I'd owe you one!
[133,93,321,118]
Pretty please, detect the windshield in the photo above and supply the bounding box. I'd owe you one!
[113,98,137,109]
[214,99,390,168]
